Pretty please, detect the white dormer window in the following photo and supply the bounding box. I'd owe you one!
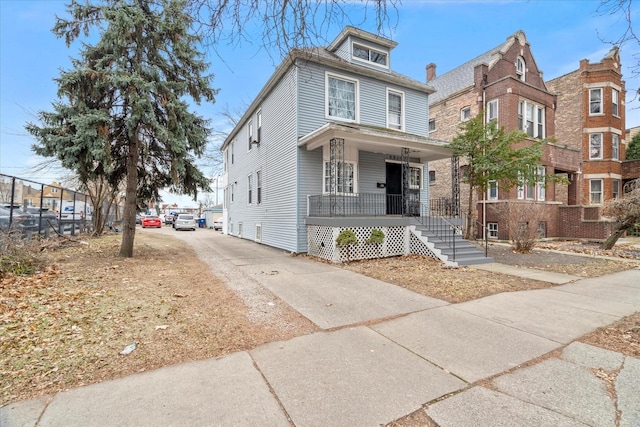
[352,43,388,67]
[516,57,525,81]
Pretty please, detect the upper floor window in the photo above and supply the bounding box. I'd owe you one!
[460,106,471,121]
[51,188,58,194]
[612,89,619,116]
[247,175,252,204]
[231,141,234,164]
[248,120,253,150]
[613,179,620,199]
[428,119,436,132]
[224,149,228,171]
[487,180,498,200]
[257,110,262,142]
[590,133,603,159]
[387,89,404,131]
[612,134,619,160]
[487,99,498,122]
[590,88,603,115]
[352,43,387,67]
[326,73,358,122]
[516,57,525,81]
[518,100,545,139]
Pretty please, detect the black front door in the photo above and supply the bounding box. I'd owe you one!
[386,162,402,215]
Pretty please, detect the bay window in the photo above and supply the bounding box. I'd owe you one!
[589,88,602,115]
[590,133,603,159]
[518,100,545,139]
[590,179,603,204]
[612,134,619,160]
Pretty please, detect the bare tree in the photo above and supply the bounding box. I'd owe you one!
[189,0,400,60]
[597,0,639,103]
[491,201,547,253]
[600,178,640,249]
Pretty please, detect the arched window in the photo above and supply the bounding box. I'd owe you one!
[516,57,525,81]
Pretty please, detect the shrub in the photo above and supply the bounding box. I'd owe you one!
[336,229,357,247]
[0,230,41,277]
[366,229,385,245]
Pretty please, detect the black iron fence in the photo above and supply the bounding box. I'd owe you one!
[308,193,404,217]
[0,173,113,238]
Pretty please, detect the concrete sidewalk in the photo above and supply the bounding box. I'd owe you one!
[2,231,639,426]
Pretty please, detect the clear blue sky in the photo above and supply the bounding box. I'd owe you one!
[1,0,639,205]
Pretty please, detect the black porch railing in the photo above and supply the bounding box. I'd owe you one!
[308,193,404,217]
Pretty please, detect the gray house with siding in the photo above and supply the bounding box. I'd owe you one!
[220,26,491,266]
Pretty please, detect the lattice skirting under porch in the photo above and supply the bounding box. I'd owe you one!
[307,225,438,263]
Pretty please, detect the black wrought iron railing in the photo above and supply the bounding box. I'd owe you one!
[415,202,460,261]
[308,193,403,217]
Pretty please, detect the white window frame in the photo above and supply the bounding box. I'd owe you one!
[613,179,620,200]
[257,109,262,142]
[590,133,603,160]
[517,166,545,201]
[460,106,471,122]
[247,175,252,205]
[518,100,545,139]
[428,170,436,185]
[409,167,422,190]
[589,88,603,115]
[590,179,603,204]
[386,88,404,131]
[487,99,498,122]
[536,166,546,201]
[428,119,436,132]
[247,119,253,150]
[488,222,498,239]
[352,42,388,68]
[255,223,262,243]
[612,89,619,117]
[256,169,262,205]
[487,180,498,200]
[612,134,619,160]
[325,72,359,122]
[516,56,525,81]
[323,161,357,194]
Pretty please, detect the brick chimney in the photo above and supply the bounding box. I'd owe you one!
[426,63,436,82]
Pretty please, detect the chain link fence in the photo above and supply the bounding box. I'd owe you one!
[0,173,119,238]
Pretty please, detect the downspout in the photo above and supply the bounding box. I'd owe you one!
[482,88,487,242]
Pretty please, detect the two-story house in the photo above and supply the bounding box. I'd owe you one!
[427,30,581,241]
[220,26,491,265]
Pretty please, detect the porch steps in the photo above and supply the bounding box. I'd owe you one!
[410,218,493,267]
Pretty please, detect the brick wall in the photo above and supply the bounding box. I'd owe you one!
[547,71,582,150]
[558,206,610,239]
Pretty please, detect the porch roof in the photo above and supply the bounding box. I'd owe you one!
[298,122,453,162]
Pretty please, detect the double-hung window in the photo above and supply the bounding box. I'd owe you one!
[247,175,252,205]
[428,119,436,132]
[487,180,498,200]
[590,179,603,204]
[486,99,498,122]
[257,110,262,142]
[518,100,545,139]
[612,89,619,116]
[409,167,421,190]
[612,134,619,160]
[516,57,525,81]
[613,179,620,199]
[248,120,253,150]
[324,162,355,194]
[256,170,262,204]
[590,133,603,159]
[387,89,404,130]
[590,88,603,115]
[517,166,545,200]
[326,73,358,122]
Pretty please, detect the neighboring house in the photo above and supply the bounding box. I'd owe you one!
[427,30,577,241]
[220,26,490,265]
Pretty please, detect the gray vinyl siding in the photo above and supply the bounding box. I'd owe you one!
[226,65,299,252]
[359,152,386,194]
[297,60,429,137]
[333,39,351,61]
[296,147,323,251]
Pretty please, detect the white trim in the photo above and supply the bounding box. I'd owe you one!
[589,179,603,205]
[351,41,389,69]
[486,99,498,122]
[589,88,603,116]
[325,71,359,123]
[589,133,603,160]
[386,88,405,131]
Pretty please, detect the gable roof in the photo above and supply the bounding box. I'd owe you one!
[428,30,527,104]
[222,29,433,150]
[327,26,398,52]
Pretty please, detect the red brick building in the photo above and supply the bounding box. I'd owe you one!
[427,33,637,241]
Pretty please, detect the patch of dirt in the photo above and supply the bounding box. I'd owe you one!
[0,232,316,405]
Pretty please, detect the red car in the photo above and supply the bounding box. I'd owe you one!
[141,215,162,228]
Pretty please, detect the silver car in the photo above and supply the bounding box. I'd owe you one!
[174,213,196,231]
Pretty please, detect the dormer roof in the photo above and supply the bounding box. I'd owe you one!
[327,25,398,52]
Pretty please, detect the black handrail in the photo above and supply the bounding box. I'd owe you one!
[416,202,459,261]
